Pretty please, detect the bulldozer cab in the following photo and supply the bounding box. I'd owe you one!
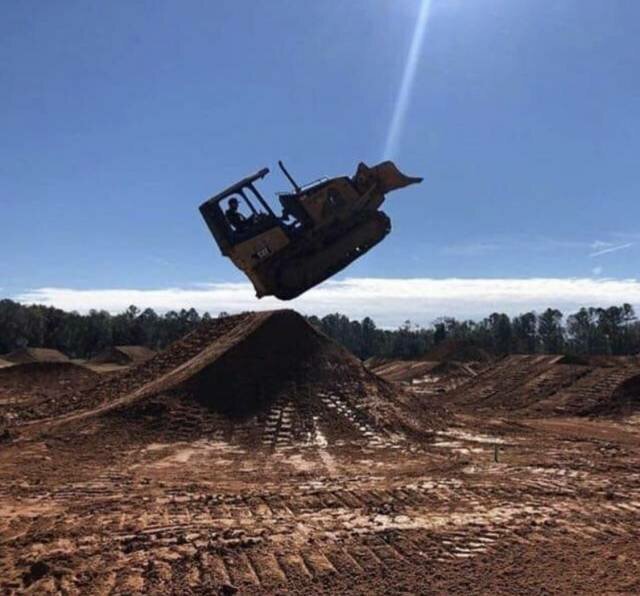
[199,168,287,255]
[200,163,319,258]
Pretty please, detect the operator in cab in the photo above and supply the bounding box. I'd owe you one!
[225,197,249,233]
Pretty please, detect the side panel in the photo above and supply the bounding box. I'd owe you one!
[228,227,290,295]
[298,178,365,228]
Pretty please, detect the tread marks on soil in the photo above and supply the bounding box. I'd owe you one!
[4,474,640,594]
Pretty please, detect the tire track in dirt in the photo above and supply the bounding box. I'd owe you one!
[3,457,639,594]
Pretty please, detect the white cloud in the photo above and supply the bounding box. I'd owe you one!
[14,277,640,327]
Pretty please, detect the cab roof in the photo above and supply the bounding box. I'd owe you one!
[200,167,269,208]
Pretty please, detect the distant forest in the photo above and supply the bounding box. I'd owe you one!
[0,298,639,361]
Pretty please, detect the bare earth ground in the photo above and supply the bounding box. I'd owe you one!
[2,413,639,594]
[1,316,639,595]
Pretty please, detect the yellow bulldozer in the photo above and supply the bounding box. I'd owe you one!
[199,160,422,300]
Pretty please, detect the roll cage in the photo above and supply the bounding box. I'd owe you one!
[199,164,323,254]
[199,168,281,253]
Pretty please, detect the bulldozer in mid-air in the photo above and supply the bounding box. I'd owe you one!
[199,160,422,300]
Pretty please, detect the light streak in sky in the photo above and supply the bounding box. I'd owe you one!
[384,0,432,159]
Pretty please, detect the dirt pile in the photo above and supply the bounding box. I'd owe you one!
[443,355,640,417]
[43,310,445,449]
[590,372,640,416]
[423,339,492,364]
[3,347,69,364]
[89,345,156,366]
[530,366,640,417]
[368,359,475,398]
[588,355,640,367]
[368,359,440,383]
[430,360,476,376]
[363,356,389,368]
[0,315,252,425]
[65,313,254,414]
[444,355,580,412]
[369,359,474,383]
[0,362,99,423]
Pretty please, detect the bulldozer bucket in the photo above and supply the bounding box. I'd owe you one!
[368,161,423,193]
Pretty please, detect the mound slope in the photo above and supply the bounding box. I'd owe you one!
[46,310,445,449]
[90,345,156,365]
[423,340,492,364]
[530,366,640,417]
[593,373,640,416]
[444,354,640,417]
[0,362,99,423]
[4,347,69,364]
[369,360,440,383]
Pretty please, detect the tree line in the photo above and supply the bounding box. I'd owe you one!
[0,301,204,359]
[310,305,639,360]
[0,298,638,361]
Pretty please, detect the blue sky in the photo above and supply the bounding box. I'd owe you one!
[2,0,640,324]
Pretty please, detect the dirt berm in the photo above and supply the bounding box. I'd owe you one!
[0,362,99,423]
[3,347,69,364]
[41,310,446,448]
[424,339,492,363]
[89,345,156,365]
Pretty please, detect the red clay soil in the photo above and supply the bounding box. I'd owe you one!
[0,362,99,424]
[37,310,447,452]
[1,315,255,428]
[48,313,255,418]
[89,345,156,365]
[588,354,640,367]
[583,371,640,417]
[429,360,476,377]
[439,354,640,418]
[370,360,475,384]
[423,339,492,363]
[368,360,440,383]
[3,347,69,364]
[1,313,640,594]
[2,396,639,595]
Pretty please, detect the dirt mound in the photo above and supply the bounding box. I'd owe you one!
[42,310,446,450]
[430,360,476,376]
[3,347,69,364]
[589,373,640,416]
[588,355,640,368]
[2,316,250,424]
[0,362,99,423]
[442,355,577,412]
[71,313,253,413]
[442,354,640,417]
[89,345,156,365]
[423,340,492,363]
[530,367,640,417]
[369,360,440,383]
[553,354,590,366]
[364,356,391,368]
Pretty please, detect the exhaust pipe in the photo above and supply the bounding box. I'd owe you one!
[278,160,301,193]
